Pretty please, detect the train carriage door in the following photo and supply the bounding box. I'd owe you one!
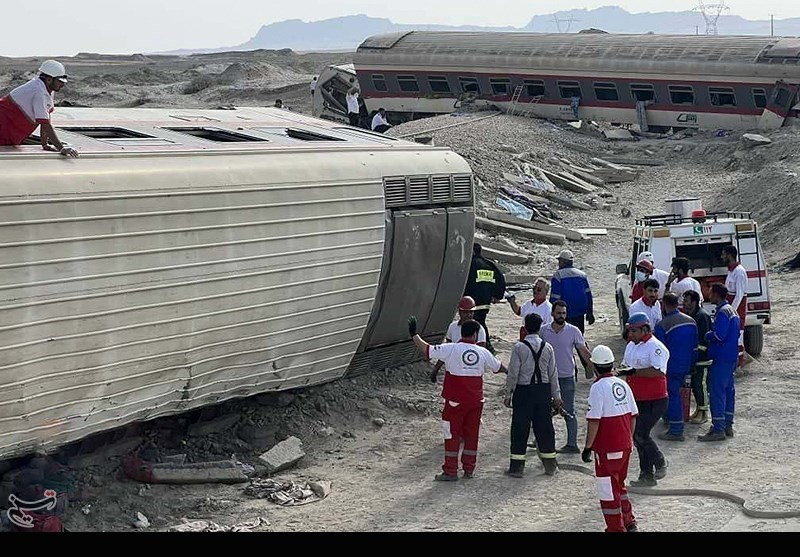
[736,225,764,300]
[758,81,799,130]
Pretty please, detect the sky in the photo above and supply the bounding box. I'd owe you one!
[0,1,794,57]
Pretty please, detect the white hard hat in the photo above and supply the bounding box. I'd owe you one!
[590,345,615,366]
[557,249,574,261]
[38,60,68,83]
[637,251,654,264]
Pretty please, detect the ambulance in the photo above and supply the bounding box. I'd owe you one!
[614,198,770,356]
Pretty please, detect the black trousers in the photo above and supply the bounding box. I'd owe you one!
[510,383,556,473]
[348,113,359,127]
[373,124,391,133]
[691,365,709,410]
[473,309,493,351]
[633,398,668,477]
[566,315,588,378]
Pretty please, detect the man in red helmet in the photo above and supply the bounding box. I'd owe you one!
[429,296,487,383]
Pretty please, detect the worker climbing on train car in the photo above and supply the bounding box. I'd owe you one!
[408,316,506,481]
[0,60,78,156]
[429,296,487,384]
[464,244,506,354]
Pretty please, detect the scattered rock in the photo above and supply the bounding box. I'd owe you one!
[741,133,772,147]
[258,436,305,474]
[309,480,332,499]
[342,431,356,439]
[81,504,92,515]
[188,413,240,437]
[133,512,150,529]
[603,128,635,141]
[318,426,336,437]
[497,144,521,154]
[372,417,386,428]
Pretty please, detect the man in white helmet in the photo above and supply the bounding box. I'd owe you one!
[583,345,639,532]
[0,60,78,157]
[636,252,668,299]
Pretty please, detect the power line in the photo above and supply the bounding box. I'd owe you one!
[694,1,730,35]
[551,14,579,33]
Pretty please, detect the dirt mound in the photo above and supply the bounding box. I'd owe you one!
[218,62,307,88]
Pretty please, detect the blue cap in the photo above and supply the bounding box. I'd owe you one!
[626,312,650,328]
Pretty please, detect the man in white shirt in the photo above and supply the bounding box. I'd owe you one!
[346,88,360,127]
[371,108,392,133]
[310,76,317,97]
[629,279,662,330]
[667,257,703,309]
[0,60,78,156]
[722,245,748,368]
[507,277,553,341]
[429,296,487,383]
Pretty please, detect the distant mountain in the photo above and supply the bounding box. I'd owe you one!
[156,9,800,56]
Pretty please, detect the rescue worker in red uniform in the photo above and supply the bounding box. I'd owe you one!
[429,296,487,383]
[583,345,639,533]
[0,60,78,156]
[722,245,747,369]
[409,316,506,481]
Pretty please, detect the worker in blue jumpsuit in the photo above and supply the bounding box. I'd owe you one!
[654,292,698,441]
[698,283,740,442]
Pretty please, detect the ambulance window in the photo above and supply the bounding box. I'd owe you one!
[675,243,731,270]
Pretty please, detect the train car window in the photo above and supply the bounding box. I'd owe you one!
[709,87,736,107]
[58,127,156,139]
[490,79,512,95]
[593,82,619,102]
[428,76,451,93]
[630,84,656,102]
[397,75,420,92]
[558,81,582,99]
[524,80,545,97]
[774,88,791,107]
[668,85,695,105]
[252,127,346,142]
[372,74,388,92]
[459,77,481,94]
[163,127,267,142]
[752,88,768,109]
[21,134,41,145]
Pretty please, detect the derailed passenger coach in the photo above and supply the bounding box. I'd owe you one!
[343,31,800,131]
[0,107,475,460]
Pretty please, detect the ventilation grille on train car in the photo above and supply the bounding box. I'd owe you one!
[383,174,472,207]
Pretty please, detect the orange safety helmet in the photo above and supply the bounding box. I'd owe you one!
[457,296,477,312]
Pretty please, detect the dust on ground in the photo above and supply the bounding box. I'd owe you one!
[1,78,800,530]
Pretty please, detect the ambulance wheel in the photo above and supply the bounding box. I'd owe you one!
[617,294,629,340]
[744,325,763,357]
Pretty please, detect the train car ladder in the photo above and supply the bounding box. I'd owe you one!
[508,86,524,116]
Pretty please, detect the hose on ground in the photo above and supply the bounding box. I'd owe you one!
[558,463,800,520]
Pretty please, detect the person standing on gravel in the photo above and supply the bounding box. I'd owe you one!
[429,296,487,384]
[541,300,594,454]
[722,245,748,370]
[582,345,639,533]
[310,76,317,97]
[666,257,703,310]
[619,312,669,487]
[507,277,552,341]
[698,284,740,442]
[654,292,698,442]
[683,290,713,425]
[550,250,595,333]
[464,244,506,354]
[408,317,505,481]
[505,313,561,478]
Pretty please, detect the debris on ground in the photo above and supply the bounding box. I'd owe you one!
[168,517,268,532]
[244,478,332,506]
[258,436,306,474]
[123,456,254,484]
[741,133,772,147]
[133,512,150,529]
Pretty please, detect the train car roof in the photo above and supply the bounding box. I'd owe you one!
[0,106,429,156]
[358,31,800,66]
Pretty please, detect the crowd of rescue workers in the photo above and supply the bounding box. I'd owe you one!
[408,244,747,533]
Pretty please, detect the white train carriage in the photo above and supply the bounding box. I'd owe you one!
[350,31,800,131]
[0,107,475,460]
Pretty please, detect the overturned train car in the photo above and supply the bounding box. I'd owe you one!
[0,107,475,460]
[345,31,800,131]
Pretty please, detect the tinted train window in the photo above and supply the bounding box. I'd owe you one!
[524,80,545,97]
[372,74,388,92]
[631,84,656,102]
[428,76,451,93]
[775,88,791,107]
[753,88,768,108]
[593,82,619,102]
[459,77,480,94]
[669,85,695,105]
[397,76,420,92]
[490,78,511,95]
[558,81,582,99]
[709,87,736,107]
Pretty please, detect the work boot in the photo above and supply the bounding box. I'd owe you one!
[506,459,525,478]
[434,473,458,482]
[697,429,727,442]
[626,523,639,532]
[690,410,709,425]
[462,470,474,479]
[725,426,735,438]
[542,458,559,476]
[556,445,581,454]
[629,474,657,488]
[654,461,668,480]
[658,432,685,442]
